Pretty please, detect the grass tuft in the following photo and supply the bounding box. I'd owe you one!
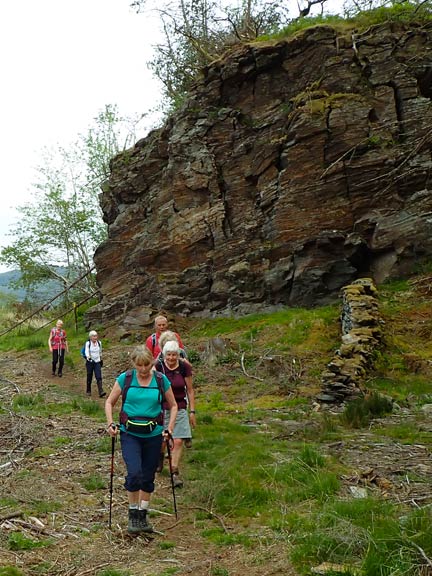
[340,392,393,428]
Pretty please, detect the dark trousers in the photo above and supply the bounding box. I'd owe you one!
[52,349,65,375]
[120,431,163,493]
[86,360,103,394]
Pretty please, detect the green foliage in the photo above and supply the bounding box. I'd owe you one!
[82,436,112,453]
[0,568,24,576]
[211,568,229,576]
[2,274,432,575]
[191,305,338,338]
[259,13,345,40]
[158,540,176,549]
[81,473,106,491]
[340,392,393,428]
[28,500,62,515]
[278,448,340,504]
[134,0,288,113]
[13,393,44,410]
[71,397,105,418]
[285,497,432,573]
[53,436,72,446]
[96,570,132,576]
[186,349,201,364]
[378,421,430,443]
[8,532,52,551]
[0,104,137,302]
[350,0,432,25]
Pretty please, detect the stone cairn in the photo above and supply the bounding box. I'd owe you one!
[317,278,383,403]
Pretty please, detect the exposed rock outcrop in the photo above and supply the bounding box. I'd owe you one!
[88,21,432,333]
[318,278,382,402]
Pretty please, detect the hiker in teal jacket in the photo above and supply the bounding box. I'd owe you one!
[105,346,177,534]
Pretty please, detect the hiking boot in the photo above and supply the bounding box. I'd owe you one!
[184,438,192,448]
[138,509,153,533]
[127,508,141,534]
[97,380,106,398]
[86,391,91,397]
[58,373,62,377]
[52,371,56,376]
[156,452,164,473]
[172,471,183,488]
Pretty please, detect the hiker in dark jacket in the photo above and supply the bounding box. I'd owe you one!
[105,345,177,534]
[84,330,106,398]
[48,319,69,377]
[155,340,196,488]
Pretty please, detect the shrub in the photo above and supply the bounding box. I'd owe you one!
[340,392,393,428]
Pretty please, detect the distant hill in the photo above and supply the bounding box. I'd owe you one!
[0,270,65,303]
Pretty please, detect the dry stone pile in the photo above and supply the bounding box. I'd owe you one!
[318,278,382,403]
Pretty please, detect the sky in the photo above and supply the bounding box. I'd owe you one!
[0,0,163,270]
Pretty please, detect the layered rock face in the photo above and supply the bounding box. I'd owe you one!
[89,22,432,332]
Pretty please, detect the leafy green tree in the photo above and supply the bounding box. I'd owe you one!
[0,104,138,304]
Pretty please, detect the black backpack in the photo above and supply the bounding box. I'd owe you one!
[155,358,188,377]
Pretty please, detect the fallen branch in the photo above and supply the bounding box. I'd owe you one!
[240,352,264,382]
[149,508,173,516]
[7,517,63,538]
[0,378,20,393]
[75,563,111,576]
[0,511,23,522]
[411,542,432,568]
[190,506,229,533]
[162,519,182,531]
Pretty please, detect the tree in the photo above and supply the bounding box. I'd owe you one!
[132,0,296,111]
[133,0,430,112]
[0,104,139,304]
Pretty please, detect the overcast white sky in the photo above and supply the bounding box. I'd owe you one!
[0,0,163,270]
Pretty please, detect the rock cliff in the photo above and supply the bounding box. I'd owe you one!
[88,21,432,333]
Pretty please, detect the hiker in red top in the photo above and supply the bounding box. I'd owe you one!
[145,315,184,359]
[48,319,69,377]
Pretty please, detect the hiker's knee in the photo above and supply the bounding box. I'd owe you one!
[124,472,145,492]
[124,472,155,493]
[173,438,183,450]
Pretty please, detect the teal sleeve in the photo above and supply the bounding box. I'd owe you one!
[161,374,171,393]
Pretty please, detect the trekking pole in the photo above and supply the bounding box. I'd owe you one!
[165,432,178,519]
[109,432,116,529]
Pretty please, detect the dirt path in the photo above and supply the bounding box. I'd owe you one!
[2,344,431,576]
[0,350,292,576]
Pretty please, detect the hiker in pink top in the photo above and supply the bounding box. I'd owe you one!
[145,315,184,359]
[48,319,69,377]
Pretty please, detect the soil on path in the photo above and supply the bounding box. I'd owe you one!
[0,349,292,576]
[1,336,432,576]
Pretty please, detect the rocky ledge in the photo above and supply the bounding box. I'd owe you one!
[88,21,432,334]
